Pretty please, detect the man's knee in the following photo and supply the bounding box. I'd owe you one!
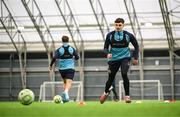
[121,73,129,81]
[63,79,72,84]
[63,79,66,84]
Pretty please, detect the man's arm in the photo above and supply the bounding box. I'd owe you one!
[50,58,56,67]
[130,34,139,59]
[49,50,59,70]
[103,33,111,55]
[49,57,56,71]
[130,33,139,65]
[73,48,79,60]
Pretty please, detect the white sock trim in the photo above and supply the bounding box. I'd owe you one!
[64,89,68,93]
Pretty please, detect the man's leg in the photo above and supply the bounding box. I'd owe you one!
[63,79,73,92]
[100,61,120,104]
[60,69,75,103]
[121,59,131,103]
[62,79,72,102]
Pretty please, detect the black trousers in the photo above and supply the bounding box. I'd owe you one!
[105,58,130,96]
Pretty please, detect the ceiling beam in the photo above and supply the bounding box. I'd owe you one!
[123,0,144,95]
[0,0,27,89]
[89,0,110,41]
[159,0,176,100]
[21,0,55,53]
[54,0,79,50]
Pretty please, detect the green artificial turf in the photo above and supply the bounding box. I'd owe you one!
[0,101,180,117]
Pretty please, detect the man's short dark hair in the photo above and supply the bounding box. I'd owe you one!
[62,35,69,42]
[115,18,125,24]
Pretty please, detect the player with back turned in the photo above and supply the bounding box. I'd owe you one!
[100,18,139,104]
[49,35,79,103]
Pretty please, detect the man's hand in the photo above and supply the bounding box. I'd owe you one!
[132,59,138,65]
[107,54,112,59]
[49,66,52,71]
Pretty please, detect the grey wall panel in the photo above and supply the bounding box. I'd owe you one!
[0,76,10,87]
[175,73,180,100]
[85,86,104,96]
[175,59,180,65]
[85,58,107,66]
[144,71,171,84]
[84,72,107,85]
[27,59,49,67]
[11,75,23,88]
[128,74,140,80]
[26,73,49,87]
[175,74,180,83]
[0,53,180,101]
[144,57,169,65]
[0,60,10,67]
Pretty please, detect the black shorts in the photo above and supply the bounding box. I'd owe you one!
[59,69,75,80]
[108,58,130,74]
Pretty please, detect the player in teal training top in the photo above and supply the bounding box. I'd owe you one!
[49,35,79,103]
[100,18,139,104]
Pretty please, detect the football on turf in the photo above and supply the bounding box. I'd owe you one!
[53,95,62,103]
[18,89,35,105]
